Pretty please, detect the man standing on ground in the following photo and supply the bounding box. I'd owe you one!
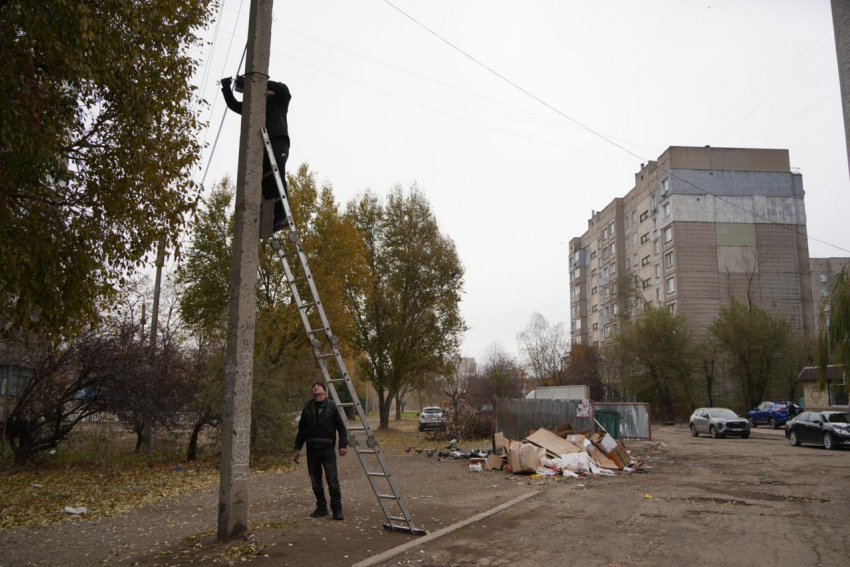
[293,382,348,520]
[220,74,291,232]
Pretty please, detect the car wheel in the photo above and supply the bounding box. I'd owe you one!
[741,433,750,439]
[690,425,699,437]
[748,419,757,428]
[710,426,719,439]
[417,425,423,433]
[824,432,836,450]
[769,418,777,429]
[789,430,800,446]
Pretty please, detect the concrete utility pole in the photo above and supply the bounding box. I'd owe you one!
[141,237,166,455]
[832,0,850,178]
[217,0,274,542]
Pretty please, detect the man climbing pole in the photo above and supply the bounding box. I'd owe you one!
[221,74,291,232]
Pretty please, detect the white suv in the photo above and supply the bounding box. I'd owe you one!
[417,407,446,432]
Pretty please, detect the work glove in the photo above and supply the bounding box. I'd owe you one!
[221,76,232,88]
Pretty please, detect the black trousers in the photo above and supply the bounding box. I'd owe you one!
[262,136,289,221]
[306,446,342,511]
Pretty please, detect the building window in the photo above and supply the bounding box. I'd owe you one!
[624,216,629,229]
[626,238,630,251]
[626,258,631,269]
[609,221,615,235]
[603,265,609,279]
[0,365,33,397]
[641,255,650,266]
[656,288,661,302]
[640,210,648,222]
[593,322,598,330]
[653,240,659,254]
[592,287,597,295]
[602,227,608,239]
[667,302,676,314]
[631,211,637,223]
[591,268,597,276]
[654,264,660,278]
[820,274,828,283]
[661,177,669,197]
[613,304,618,315]
[640,233,649,244]
[642,278,651,289]
[592,304,598,312]
[666,276,676,294]
[663,202,671,217]
[663,226,673,243]
[650,195,657,211]
[610,242,616,255]
[632,233,638,245]
[604,286,610,299]
[590,251,596,259]
[665,251,674,268]
[634,253,638,265]
[611,262,617,274]
[593,341,599,347]
[611,282,617,294]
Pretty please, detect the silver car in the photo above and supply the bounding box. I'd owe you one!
[690,407,751,439]
[417,407,446,432]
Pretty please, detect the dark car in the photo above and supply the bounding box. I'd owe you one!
[690,407,751,439]
[785,411,850,450]
[747,401,794,429]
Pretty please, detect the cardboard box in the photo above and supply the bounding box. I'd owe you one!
[525,428,582,458]
[591,434,630,470]
[508,442,541,474]
[486,454,505,471]
[493,432,506,454]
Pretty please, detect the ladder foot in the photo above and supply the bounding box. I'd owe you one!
[383,523,426,536]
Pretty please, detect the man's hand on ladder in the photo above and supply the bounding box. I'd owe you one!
[339,448,348,457]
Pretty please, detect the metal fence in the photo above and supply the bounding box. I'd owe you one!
[592,402,652,440]
[494,399,652,441]
[495,398,593,440]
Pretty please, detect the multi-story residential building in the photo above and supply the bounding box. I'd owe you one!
[810,257,850,332]
[569,146,816,346]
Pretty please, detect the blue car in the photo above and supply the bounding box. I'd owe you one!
[747,401,796,429]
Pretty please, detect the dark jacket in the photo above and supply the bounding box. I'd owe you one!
[294,398,348,451]
[221,80,291,144]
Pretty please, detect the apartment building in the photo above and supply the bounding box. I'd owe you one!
[569,146,816,346]
[810,257,850,332]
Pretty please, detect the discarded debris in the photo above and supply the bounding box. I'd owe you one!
[63,506,87,515]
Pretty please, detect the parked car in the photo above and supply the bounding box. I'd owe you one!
[747,401,794,429]
[417,407,446,432]
[690,407,751,439]
[785,411,850,450]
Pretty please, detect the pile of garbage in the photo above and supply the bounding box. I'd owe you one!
[471,423,644,477]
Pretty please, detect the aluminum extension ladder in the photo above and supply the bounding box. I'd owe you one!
[261,128,425,536]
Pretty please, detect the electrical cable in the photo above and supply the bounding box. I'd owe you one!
[688,31,831,144]
[200,44,248,188]
[715,40,831,144]
[196,0,228,110]
[736,92,838,146]
[382,0,850,254]
[277,25,653,150]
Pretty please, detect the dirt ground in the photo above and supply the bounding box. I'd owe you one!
[1,425,849,567]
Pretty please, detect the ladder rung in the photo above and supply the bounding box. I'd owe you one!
[291,276,309,284]
[348,426,366,431]
[337,402,355,408]
[367,472,387,477]
[357,449,376,454]
[299,302,316,310]
[388,515,409,522]
[378,494,397,500]
[316,352,335,360]
[326,378,346,383]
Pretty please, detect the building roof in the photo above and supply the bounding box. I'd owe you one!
[797,365,845,383]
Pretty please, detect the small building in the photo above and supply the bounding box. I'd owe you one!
[798,365,847,411]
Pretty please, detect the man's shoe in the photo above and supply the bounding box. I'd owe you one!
[309,508,328,518]
[332,510,344,521]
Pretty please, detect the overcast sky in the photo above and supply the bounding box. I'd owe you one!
[188,0,850,362]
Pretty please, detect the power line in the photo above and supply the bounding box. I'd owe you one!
[196,0,228,109]
[276,25,654,151]
[736,92,838,146]
[715,40,831,144]
[688,31,831,144]
[201,44,247,188]
[382,0,850,255]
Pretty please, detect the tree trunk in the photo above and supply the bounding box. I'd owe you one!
[187,421,204,461]
[377,390,393,430]
[394,392,402,421]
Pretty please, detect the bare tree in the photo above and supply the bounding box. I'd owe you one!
[516,312,569,384]
[482,343,523,399]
